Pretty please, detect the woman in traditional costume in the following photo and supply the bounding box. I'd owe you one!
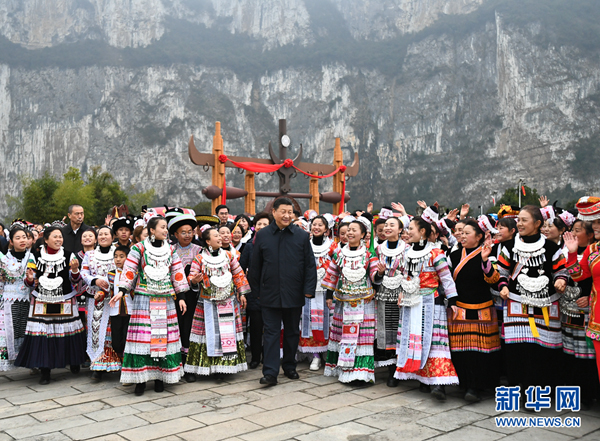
[323,220,378,384]
[81,226,121,381]
[168,213,201,382]
[563,197,600,405]
[0,225,33,370]
[497,205,568,392]
[219,224,240,260]
[299,216,337,371]
[15,226,87,384]
[111,216,189,396]
[447,217,501,402]
[372,216,408,387]
[184,227,249,378]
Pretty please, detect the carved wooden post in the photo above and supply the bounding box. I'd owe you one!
[332,137,344,214]
[309,173,319,213]
[244,171,256,215]
[212,122,224,213]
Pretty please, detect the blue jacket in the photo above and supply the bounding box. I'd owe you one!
[249,221,317,309]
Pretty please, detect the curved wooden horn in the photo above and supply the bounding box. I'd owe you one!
[345,150,359,177]
[292,144,303,164]
[188,135,215,166]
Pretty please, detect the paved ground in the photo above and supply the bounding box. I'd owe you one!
[0,361,599,441]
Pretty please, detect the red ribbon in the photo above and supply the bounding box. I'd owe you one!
[218,154,347,209]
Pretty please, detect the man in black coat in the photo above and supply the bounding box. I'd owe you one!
[61,204,89,255]
[249,198,317,385]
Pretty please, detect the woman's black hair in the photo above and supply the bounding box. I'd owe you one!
[411,217,432,238]
[234,214,253,229]
[462,219,486,245]
[219,223,233,233]
[147,216,166,235]
[81,227,98,241]
[43,226,63,241]
[97,225,113,236]
[349,220,367,238]
[253,212,272,224]
[552,217,567,233]
[384,216,403,230]
[200,227,220,250]
[232,223,246,238]
[9,226,28,242]
[497,217,517,233]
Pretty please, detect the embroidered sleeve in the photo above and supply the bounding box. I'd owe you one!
[432,249,457,299]
[24,254,37,286]
[496,245,512,289]
[568,247,592,282]
[367,250,379,282]
[551,248,569,282]
[120,244,142,292]
[80,251,94,286]
[170,248,190,295]
[482,259,500,285]
[229,252,250,296]
[322,251,341,291]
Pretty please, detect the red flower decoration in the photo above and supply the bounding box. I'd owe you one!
[339,165,347,173]
[175,273,184,282]
[126,271,135,280]
[218,154,228,163]
[283,159,294,168]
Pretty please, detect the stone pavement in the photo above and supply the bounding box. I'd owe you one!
[0,362,599,441]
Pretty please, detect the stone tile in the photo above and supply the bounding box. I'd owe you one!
[131,401,164,412]
[71,377,124,393]
[205,391,264,409]
[32,401,108,422]
[239,421,317,441]
[349,382,414,400]
[54,387,127,406]
[119,417,203,441]
[302,391,369,412]
[544,414,600,438]
[0,399,62,419]
[209,379,267,395]
[0,414,38,431]
[579,429,600,440]
[101,390,176,407]
[245,404,319,428]
[430,425,506,441]
[350,393,413,413]
[18,432,72,441]
[301,375,340,386]
[84,404,140,422]
[179,419,262,441]
[252,391,315,411]
[465,397,509,416]
[86,435,128,441]
[366,422,442,441]
[138,403,213,423]
[190,404,264,425]
[0,398,10,409]
[299,406,374,428]
[149,389,220,407]
[5,415,93,439]
[251,380,312,397]
[300,381,353,398]
[6,386,81,405]
[418,408,487,432]
[296,421,379,441]
[356,406,426,429]
[501,428,574,440]
[474,416,525,435]
[61,415,147,440]
[0,433,13,441]
[407,396,472,415]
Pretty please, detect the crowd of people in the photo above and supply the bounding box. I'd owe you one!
[0,195,599,409]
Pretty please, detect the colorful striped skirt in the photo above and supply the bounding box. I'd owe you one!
[90,320,122,372]
[324,298,375,383]
[185,296,247,375]
[503,299,562,349]
[447,304,501,353]
[562,313,596,359]
[120,294,183,384]
[299,290,331,354]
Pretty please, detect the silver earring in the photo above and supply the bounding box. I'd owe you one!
[151,234,156,243]
[419,237,425,246]
[208,245,214,253]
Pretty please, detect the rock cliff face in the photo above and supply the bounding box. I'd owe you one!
[1,0,599,216]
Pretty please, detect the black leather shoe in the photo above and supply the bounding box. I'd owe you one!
[248,361,260,369]
[431,385,446,401]
[134,382,146,396]
[283,369,299,380]
[39,368,51,385]
[387,376,400,387]
[183,372,196,383]
[419,383,431,393]
[154,380,164,393]
[259,375,277,386]
[91,371,103,382]
[464,388,481,402]
[70,364,80,374]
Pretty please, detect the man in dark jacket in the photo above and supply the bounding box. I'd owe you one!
[249,198,317,385]
[61,204,89,254]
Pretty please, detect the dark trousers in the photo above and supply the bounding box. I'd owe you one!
[111,315,130,355]
[177,291,198,351]
[248,309,264,363]
[262,306,301,377]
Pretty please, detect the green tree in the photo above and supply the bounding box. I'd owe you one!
[51,167,96,222]
[489,186,541,213]
[86,166,130,224]
[7,171,60,224]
